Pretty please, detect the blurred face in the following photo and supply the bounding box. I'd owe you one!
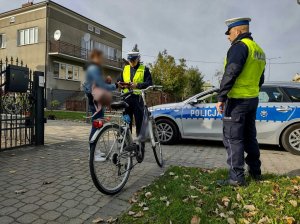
[92,54,103,65]
[129,58,139,67]
[227,27,240,43]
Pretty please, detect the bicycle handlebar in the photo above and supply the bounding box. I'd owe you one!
[120,85,163,98]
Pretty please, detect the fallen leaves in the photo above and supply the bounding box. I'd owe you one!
[283,216,296,224]
[15,189,26,194]
[243,204,256,212]
[92,217,104,223]
[289,200,297,207]
[236,193,243,202]
[42,181,53,185]
[145,192,152,199]
[133,211,144,218]
[257,216,270,224]
[222,196,230,207]
[190,215,200,224]
[227,217,236,224]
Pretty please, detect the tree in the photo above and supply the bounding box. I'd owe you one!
[214,69,224,84]
[184,67,205,98]
[132,44,139,52]
[149,50,187,100]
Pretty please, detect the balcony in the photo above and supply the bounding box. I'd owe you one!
[49,40,123,71]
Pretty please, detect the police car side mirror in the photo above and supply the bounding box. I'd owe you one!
[188,99,198,105]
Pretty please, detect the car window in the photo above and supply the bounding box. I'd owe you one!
[197,91,218,104]
[282,87,300,102]
[259,87,284,103]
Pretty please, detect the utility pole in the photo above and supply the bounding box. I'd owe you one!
[267,57,281,81]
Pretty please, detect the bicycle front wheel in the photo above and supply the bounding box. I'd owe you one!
[151,120,164,167]
[89,124,132,195]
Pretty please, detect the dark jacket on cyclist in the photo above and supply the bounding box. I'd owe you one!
[117,62,153,136]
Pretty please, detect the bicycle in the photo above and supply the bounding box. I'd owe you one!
[89,85,164,195]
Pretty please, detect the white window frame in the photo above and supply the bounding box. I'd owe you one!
[0,34,6,49]
[53,61,80,81]
[95,27,101,35]
[88,24,94,32]
[18,27,38,46]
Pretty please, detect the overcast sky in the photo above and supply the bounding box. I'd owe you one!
[1,0,300,84]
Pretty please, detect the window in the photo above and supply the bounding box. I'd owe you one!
[53,62,80,81]
[197,91,218,104]
[59,63,66,79]
[88,24,94,32]
[18,27,38,46]
[108,47,114,60]
[259,87,284,103]
[282,87,300,102]
[67,65,73,80]
[95,27,101,35]
[53,63,59,78]
[73,67,79,80]
[0,34,6,48]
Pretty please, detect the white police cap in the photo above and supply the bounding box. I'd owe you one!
[225,17,251,35]
[127,51,140,61]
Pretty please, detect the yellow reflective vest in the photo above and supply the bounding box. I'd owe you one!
[122,64,145,95]
[225,38,266,99]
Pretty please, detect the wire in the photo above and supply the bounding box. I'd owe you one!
[122,50,222,64]
[122,50,300,65]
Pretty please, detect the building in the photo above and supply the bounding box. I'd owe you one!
[0,1,125,107]
[293,73,300,82]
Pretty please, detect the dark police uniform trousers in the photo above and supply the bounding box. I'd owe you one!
[124,94,144,136]
[223,97,261,182]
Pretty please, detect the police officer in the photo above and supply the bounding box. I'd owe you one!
[216,17,266,186]
[118,51,153,136]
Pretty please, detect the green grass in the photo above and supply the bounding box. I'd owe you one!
[45,110,87,121]
[118,166,300,224]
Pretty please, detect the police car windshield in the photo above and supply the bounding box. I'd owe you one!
[184,88,219,103]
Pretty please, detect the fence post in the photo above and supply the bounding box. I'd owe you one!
[33,71,45,145]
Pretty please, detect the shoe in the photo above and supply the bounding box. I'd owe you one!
[88,147,105,157]
[216,179,247,187]
[94,150,106,162]
[249,173,262,181]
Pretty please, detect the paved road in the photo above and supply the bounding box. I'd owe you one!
[0,120,299,224]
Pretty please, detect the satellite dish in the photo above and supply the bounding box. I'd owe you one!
[83,33,91,42]
[54,30,61,41]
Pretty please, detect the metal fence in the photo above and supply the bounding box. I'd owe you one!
[0,57,37,150]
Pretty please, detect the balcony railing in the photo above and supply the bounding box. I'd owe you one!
[49,40,123,69]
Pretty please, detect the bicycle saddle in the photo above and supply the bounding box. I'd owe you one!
[110,101,129,110]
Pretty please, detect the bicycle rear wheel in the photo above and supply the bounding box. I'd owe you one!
[151,120,164,167]
[89,124,132,195]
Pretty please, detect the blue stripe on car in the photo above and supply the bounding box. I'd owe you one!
[152,106,300,122]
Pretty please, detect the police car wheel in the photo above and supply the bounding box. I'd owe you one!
[281,123,300,155]
[156,118,179,145]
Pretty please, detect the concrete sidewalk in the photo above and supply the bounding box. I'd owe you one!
[0,120,299,224]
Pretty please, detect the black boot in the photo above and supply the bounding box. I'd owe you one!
[216,179,247,187]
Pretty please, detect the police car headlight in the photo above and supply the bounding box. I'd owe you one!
[149,107,154,112]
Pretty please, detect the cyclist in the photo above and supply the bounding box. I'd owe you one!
[117,51,153,137]
[83,49,117,161]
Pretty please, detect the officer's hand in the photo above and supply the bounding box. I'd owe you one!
[117,81,123,88]
[130,83,137,89]
[216,102,225,114]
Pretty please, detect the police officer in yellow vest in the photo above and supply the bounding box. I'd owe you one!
[216,18,266,186]
[118,51,153,136]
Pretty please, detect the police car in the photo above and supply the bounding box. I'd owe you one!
[151,82,300,155]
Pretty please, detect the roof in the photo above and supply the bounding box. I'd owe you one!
[0,0,125,38]
[263,81,300,88]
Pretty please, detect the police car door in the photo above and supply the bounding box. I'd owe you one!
[256,85,294,143]
[181,89,223,139]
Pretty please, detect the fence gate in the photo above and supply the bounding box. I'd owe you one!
[0,57,45,150]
